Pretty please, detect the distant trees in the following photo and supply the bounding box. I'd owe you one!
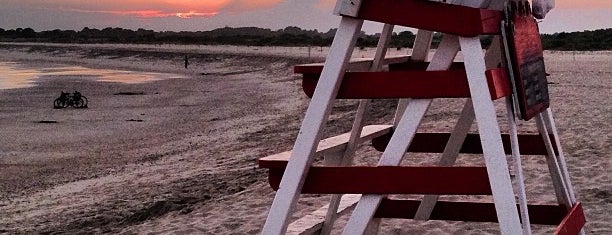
[0,27,37,40]
[0,26,610,51]
[541,29,612,51]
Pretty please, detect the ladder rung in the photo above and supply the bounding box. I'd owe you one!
[286,194,361,234]
[353,0,502,36]
[372,132,559,155]
[265,166,492,195]
[294,56,411,74]
[258,125,392,169]
[375,199,573,226]
[301,68,511,100]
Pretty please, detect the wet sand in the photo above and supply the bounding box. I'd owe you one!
[0,43,610,234]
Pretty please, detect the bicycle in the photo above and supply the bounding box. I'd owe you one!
[54,91,88,109]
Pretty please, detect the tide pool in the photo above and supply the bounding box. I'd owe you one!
[0,62,183,90]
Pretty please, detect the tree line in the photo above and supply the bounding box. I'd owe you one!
[0,26,610,51]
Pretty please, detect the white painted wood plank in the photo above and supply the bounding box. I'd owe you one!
[414,34,503,220]
[537,112,586,235]
[506,98,532,235]
[542,109,578,202]
[541,69,585,235]
[410,30,434,61]
[334,0,363,17]
[320,23,394,235]
[354,24,395,235]
[286,194,361,235]
[342,23,395,167]
[259,125,393,164]
[393,30,434,127]
[342,35,461,235]
[414,99,475,220]
[536,114,572,208]
[262,17,364,235]
[318,125,392,158]
[298,56,410,73]
[459,36,522,234]
[484,36,503,69]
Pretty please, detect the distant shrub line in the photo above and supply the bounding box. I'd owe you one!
[0,26,610,51]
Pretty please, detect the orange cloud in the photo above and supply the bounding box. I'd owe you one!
[57,8,217,18]
[176,11,219,19]
[47,0,288,18]
[4,0,230,18]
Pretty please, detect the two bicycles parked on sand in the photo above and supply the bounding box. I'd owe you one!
[54,91,88,109]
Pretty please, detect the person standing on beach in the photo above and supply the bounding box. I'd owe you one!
[184,55,189,69]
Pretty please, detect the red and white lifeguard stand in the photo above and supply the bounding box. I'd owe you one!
[258,0,586,234]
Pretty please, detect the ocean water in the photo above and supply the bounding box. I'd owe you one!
[0,61,182,90]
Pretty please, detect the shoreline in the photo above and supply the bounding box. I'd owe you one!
[0,43,610,234]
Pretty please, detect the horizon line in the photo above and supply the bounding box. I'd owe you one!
[1,26,610,35]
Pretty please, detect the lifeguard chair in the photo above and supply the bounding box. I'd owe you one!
[258,0,586,234]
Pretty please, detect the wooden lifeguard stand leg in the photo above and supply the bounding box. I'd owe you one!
[537,110,578,207]
[261,16,365,235]
[280,25,439,235]
[393,29,435,126]
[318,23,394,235]
[542,110,579,204]
[537,110,585,235]
[413,36,501,220]
[278,25,438,235]
[317,26,440,235]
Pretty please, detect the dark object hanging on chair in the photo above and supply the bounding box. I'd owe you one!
[501,0,550,121]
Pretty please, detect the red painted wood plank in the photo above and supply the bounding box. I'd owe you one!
[354,0,502,37]
[553,202,586,235]
[267,166,492,195]
[294,64,324,74]
[371,132,558,155]
[303,70,470,99]
[294,61,464,75]
[302,68,510,100]
[374,199,568,225]
[487,68,513,100]
[294,60,465,74]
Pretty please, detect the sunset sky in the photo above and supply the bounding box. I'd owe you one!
[0,0,610,34]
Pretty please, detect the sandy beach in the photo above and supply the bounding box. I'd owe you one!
[0,42,610,234]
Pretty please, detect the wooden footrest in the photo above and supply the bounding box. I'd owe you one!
[294,56,411,74]
[375,199,584,229]
[372,132,559,155]
[299,67,511,100]
[263,166,492,195]
[258,125,391,169]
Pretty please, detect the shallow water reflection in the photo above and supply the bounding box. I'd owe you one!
[0,62,183,90]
